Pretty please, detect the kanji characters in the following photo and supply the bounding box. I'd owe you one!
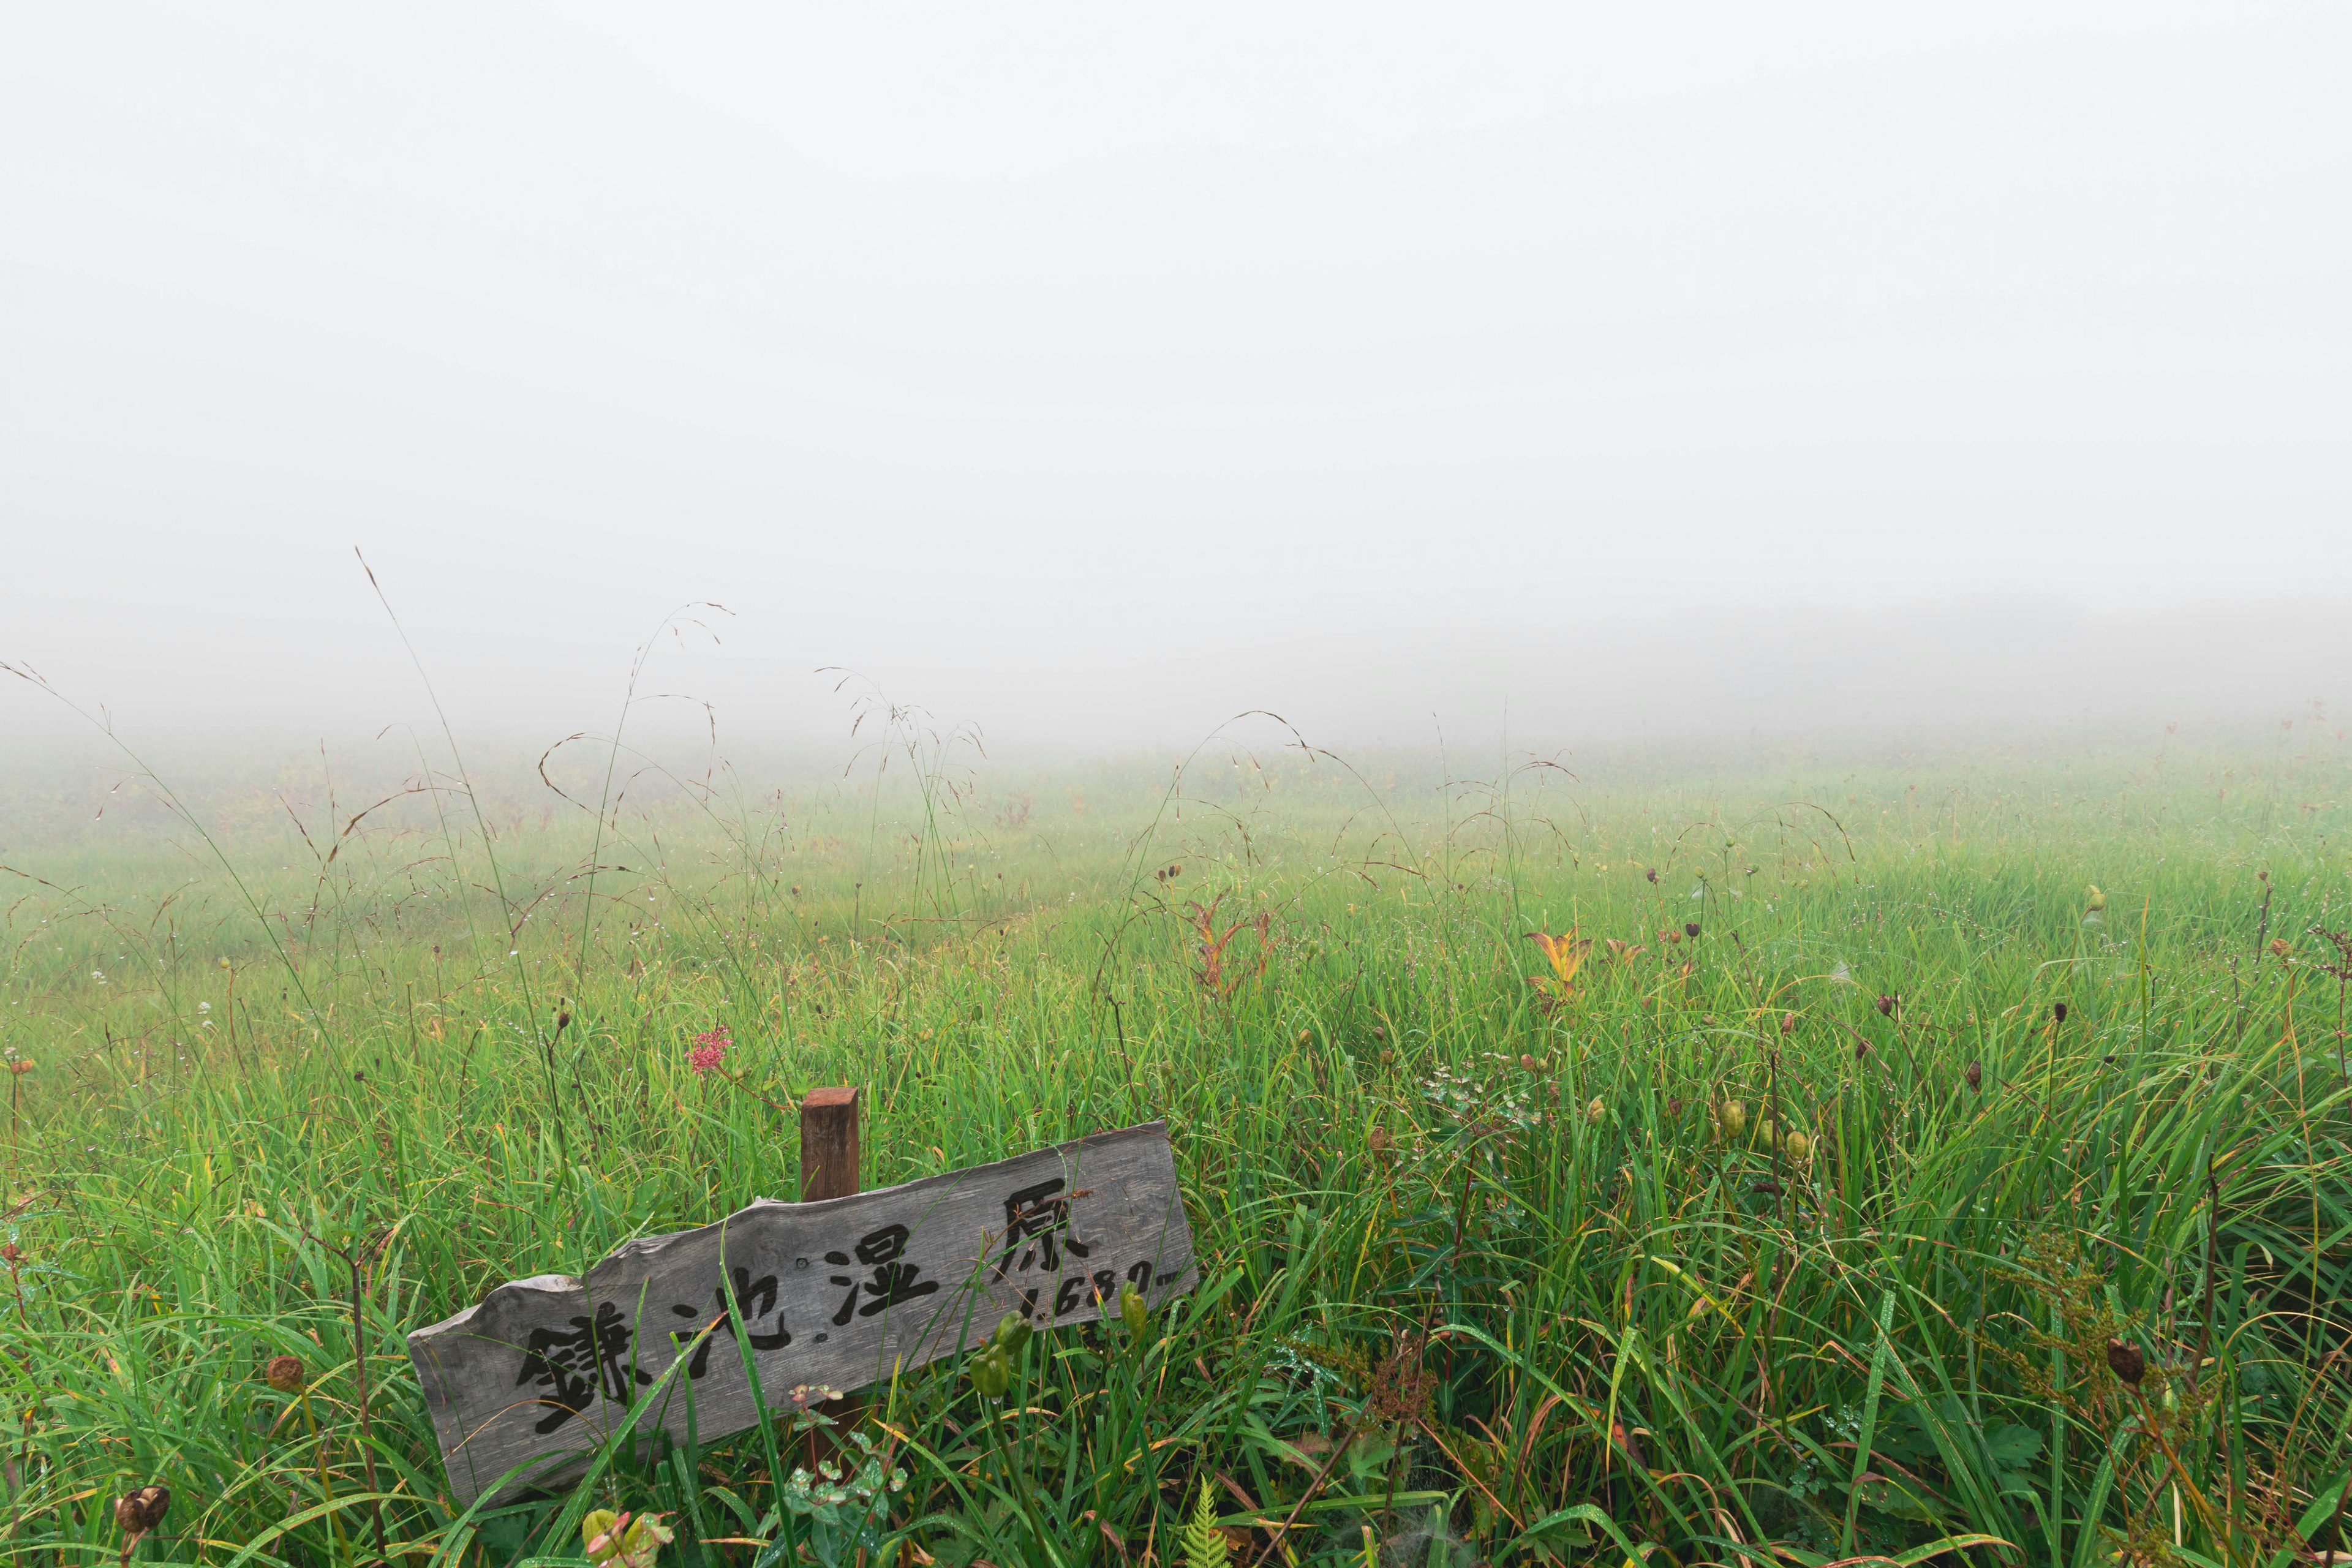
[826,1224,940,1324]
[668,1266,792,1378]
[514,1302,649,1434]
[992,1178,1091,1280]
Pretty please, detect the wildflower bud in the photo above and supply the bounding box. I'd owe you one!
[264,1355,305,1393]
[1667,1097,1683,1118]
[1297,1028,1311,1046]
[1780,1012,1797,1035]
[1965,1060,1982,1091]
[115,1486,170,1535]
[1367,1125,1391,1158]
[1118,1282,1150,1342]
[555,1010,571,1032]
[1379,1049,1394,1066]
[1585,1096,1605,1125]
[582,1509,673,1568]
[1875,994,1896,1017]
[1685,922,1700,939]
[1371,1026,1385,1041]
[2084,884,2106,911]
[1716,1100,1747,1139]
[1853,1039,1869,1061]
[2052,1002,2068,1023]
[218,957,232,970]
[971,1346,1011,1399]
[1519,1054,1538,1072]
[2271,938,2291,959]
[1784,1131,1812,1160]
[6,1060,32,1075]
[2106,1338,2146,1387]
[1646,868,1659,883]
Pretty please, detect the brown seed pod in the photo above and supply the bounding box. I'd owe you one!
[1780,1012,1798,1035]
[264,1355,306,1393]
[2105,1338,2146,1387]
[1684,922,1701,939]
[1965,1060,1983,1091]
[115,1486,171,1534]
[1875,993,1896,1017]
[2051,1001,2068,1023]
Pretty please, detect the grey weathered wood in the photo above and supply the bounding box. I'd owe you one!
[407,1121,1197,1507]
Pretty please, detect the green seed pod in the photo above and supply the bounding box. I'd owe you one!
[971,1346,1010,1400]
[1119,1281,1149,1343]
[991,1311,1033,1354]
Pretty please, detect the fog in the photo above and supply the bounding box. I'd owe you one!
[4,3,2348,762]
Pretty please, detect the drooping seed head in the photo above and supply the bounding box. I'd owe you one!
[115,1486,171,1535]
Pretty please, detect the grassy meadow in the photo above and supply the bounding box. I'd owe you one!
[1,714,2349,1568]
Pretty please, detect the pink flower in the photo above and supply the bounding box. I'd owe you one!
[687,1026,731,1076]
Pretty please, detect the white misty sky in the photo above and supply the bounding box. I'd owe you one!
[2,3,2347,756]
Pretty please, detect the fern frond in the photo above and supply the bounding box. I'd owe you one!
[1180,1476,1230,1568]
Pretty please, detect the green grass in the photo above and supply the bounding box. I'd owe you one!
[1,720,2349,1568]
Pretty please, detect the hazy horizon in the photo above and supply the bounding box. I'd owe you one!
[6,4,2348,755]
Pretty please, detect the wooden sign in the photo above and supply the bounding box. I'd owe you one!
[407,1121,1197,1507]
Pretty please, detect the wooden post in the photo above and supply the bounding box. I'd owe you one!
[799,1087,861,1454]
[799,1087,861,1202]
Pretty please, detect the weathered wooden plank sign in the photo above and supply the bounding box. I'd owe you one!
[407,1121,1197,1507]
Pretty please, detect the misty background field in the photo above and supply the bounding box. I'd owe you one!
[8,4,2352,1565]
[2,693,2348,1567]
